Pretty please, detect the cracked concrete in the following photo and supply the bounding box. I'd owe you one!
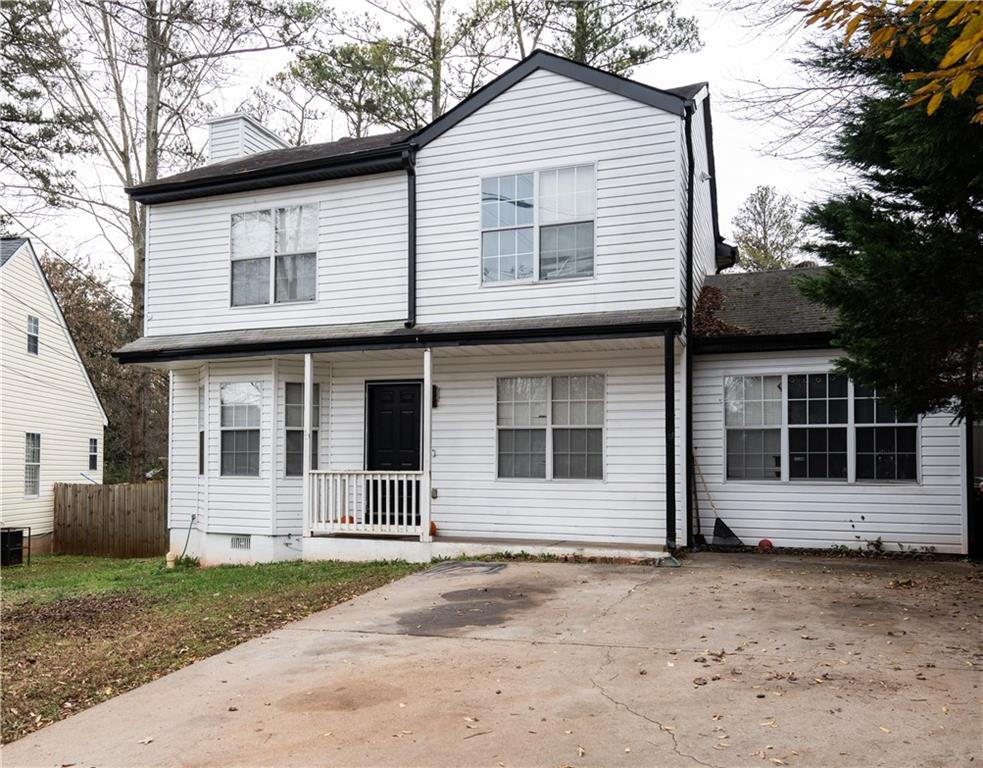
[3,554,981,768]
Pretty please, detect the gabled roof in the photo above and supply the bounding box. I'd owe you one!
[1,237,27,267]
[1,238,109,424]
[126,50,709,205]
[694,267,836,352]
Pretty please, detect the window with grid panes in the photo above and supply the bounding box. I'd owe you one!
[854,385,917,481]
[724,375,782,479]
[551,375,603,479]
[220,382,261,476]
[496,377,547,478]
[285,382,319,476]
[787,373,848,480]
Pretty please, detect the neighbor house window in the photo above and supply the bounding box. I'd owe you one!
[480,165,595,284]
[497,375,604,480]
[25,433,40,495]
[854,385,917,481]
[220,382,261,476]
[285,382,319,476]
[27,315,39,355]
[724,376,782,480]
[788,373,848,480]
[88,438,98,471]
[231,204,316,306]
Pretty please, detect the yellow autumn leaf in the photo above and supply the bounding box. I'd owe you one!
[845,14,864,42]
[951,71,976,97]
[927,91,945,115]
[935,1,963,21]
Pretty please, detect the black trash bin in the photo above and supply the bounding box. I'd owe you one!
[1,528,25,566]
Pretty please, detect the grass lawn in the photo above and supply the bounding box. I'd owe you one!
[1,555,421,743]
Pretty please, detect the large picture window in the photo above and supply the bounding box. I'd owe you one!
[480,165,595,284]
[724,375,782,480]
[220,382,261,476]
[231,204,317,306]
[497,375,604,480]
[722,372,919,484]
[285,382,320,477]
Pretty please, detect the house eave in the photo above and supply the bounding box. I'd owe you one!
[693,332,836,355]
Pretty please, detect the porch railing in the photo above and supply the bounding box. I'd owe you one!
[308,470,424,536]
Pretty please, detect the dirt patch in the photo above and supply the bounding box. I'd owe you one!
[396,583,552,633]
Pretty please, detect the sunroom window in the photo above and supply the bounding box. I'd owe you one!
[231,204,317,306]
[724,375,782,480]
[854,385,917,481]
[788,373,848,480]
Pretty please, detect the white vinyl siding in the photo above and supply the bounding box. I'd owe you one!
[415,68,684,323]
[0,243,105,535]
[693,350,965,553]
[144,172,407,335]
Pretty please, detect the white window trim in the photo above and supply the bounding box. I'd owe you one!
[494,373,606,483]
[88,438,98,471]
[722,374,783,482]
[478,162,598,288]
[25,431,41,498]
[27,315,39,356]
[229,202,319,309]
[720,372,922,486]
[284,380,320,478]
[219,381,263,477]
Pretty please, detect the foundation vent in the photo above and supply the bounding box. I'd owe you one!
[230,534,251,551]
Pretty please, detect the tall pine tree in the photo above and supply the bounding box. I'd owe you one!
[799,29,983,422]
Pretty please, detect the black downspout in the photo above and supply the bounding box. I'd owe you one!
[402,146,417,328]
[683,101,697,548]
[664,327,677,550]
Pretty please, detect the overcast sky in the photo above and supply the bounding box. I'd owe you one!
[22,0,846,292]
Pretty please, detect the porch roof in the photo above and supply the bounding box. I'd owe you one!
[115,308,682,364]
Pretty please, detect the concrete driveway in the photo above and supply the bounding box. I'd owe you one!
[4,554,981,767]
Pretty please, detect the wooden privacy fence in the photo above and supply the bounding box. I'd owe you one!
[53,482,167,557]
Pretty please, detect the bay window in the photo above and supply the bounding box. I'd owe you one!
[481,164,595,284]
[497,374,604,480]
[231,204,317,306]
[220,382,261,476]
[722,373,919,483]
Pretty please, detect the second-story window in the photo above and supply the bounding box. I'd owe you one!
[231,204,317,306]
[480,165,595,285]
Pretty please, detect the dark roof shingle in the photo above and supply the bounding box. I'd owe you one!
[695,267,836,338]
[1,237,27,267]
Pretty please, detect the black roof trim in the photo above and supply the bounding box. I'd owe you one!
[694,331,836,355]
[116,312,682,364]
[410,50,694,148]
[702,94,737,271]
[127,144,410,204]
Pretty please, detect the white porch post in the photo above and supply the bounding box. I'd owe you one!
[302,353,313,534]
[420,347,433,542]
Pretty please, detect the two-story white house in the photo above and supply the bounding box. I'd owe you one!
[2,238,108,553]
[117,52,978,564]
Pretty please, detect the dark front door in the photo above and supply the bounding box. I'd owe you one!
[366,382,422,525]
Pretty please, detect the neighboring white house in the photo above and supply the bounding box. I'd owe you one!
[1,238,108,552]
[116,51,976,564]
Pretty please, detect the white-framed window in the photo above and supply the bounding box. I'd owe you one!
[496,374,604,480]
[198,385,205,476]
[220,382,261,476]
[721,372,919,484]
[25,433,40,496]
[788,373,848,480]
[285,382,319,477]
[88,438,98,471]
[27,315,39,355]
[231,204,317,306]
[480,164,595,284]
[854,385,918,481]
[724,375,782,480]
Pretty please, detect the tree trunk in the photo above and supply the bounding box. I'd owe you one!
[127,0,162,483]
[572,0,590,63]
[430,0,443,121]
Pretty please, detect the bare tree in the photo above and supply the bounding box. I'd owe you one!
[731,185,804,271]
[3,0,319,480]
